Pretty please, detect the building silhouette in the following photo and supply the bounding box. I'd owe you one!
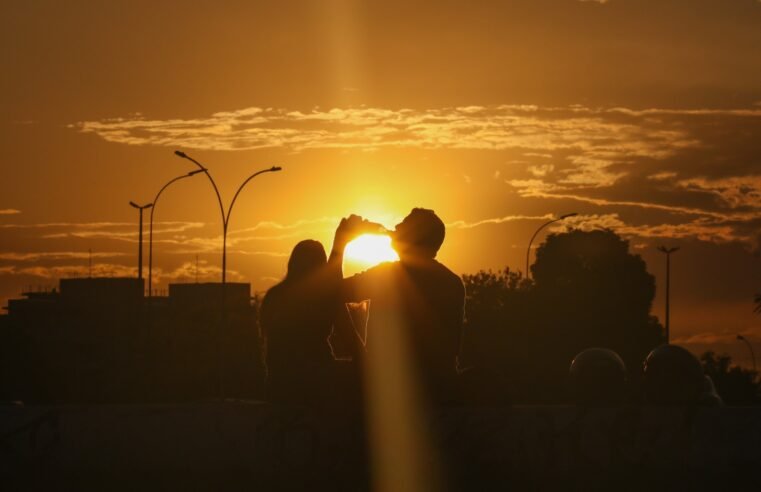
[0,278,264,404]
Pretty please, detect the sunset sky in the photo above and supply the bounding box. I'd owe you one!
[1,0,760,366]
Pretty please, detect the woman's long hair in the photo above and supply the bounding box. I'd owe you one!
[283,239,327,284]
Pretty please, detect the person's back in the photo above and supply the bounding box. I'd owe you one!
[261,240,338,404]
[362,259,464,401]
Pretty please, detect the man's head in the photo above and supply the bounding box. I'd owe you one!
[392,208,446,259]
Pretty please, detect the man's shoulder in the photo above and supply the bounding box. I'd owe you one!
[413,259,465,296]
[349,260,462,290]
[344,261,397,288]
[353,261,397,277]
[433,260,464,284]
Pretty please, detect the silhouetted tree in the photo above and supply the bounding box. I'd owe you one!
[530,229,664,396]
[460,268,532,401]
[700,351,761,405]
[461,229,665,403]
[532,229,655,325]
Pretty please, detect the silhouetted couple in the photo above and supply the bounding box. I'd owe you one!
[259,208,465,406]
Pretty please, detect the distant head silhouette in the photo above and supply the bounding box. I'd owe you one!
[391,208,446,259]
[643,344,704,405]
[569,347,627,406]
[285,239,327,281]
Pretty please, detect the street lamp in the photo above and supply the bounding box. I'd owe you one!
[525,212,578,280]
[173,152,281,400]
[657,246,680,342]
[737,335,757,372]
[147,169,205,296]
[129,201,153,283]
[174,150,282,284]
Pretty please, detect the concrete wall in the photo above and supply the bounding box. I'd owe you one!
[2,402,760,490]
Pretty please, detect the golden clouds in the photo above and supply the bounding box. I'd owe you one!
[67,103,761,252]
[72,105,714,156]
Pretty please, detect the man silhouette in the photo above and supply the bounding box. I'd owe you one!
[330,208,466,403]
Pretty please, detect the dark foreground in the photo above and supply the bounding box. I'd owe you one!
[2,401,760,491]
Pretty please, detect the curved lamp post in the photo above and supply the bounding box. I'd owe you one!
[737,335,757,372]
[525,212,578,280]
[129,201,153,284]
[174,150,282,284]
[147,169,205,296]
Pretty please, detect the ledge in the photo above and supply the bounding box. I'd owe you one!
[2,401,760,490]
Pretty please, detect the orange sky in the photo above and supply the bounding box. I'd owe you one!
[1,0,760,366]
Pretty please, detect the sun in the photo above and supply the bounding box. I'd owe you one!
[345,234,399,267]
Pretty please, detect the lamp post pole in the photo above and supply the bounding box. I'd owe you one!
[223,166,283,262]
[657,246,680,342]
[173,151,282,400]
[174,151,281,284]
[129,201,153,286]
[174,151,226,280]
[737,335,757,372]
[147,170,204,296]
[525,213,578,280]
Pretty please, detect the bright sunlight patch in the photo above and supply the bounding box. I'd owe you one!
[345,234,399,267]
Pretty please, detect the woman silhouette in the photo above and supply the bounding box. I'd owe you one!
[260,240,339,404]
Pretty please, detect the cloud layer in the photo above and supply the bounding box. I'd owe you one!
[73,105,721,155]
[72,104,761,250]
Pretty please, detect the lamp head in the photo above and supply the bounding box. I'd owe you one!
[188,169,205,176]
[658,246,680,254]
[270,166,282,172]
[560,212,579,220]
[129,201,139,209]
[174,150,187,159]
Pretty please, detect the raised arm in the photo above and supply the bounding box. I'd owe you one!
[328,214,370,279]
[327,215,365,359]
[329,217,350,277]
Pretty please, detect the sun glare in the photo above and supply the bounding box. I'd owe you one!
[345,234,399,266]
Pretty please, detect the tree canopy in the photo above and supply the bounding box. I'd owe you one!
[462,228,665,403]
[701,352,761,405]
